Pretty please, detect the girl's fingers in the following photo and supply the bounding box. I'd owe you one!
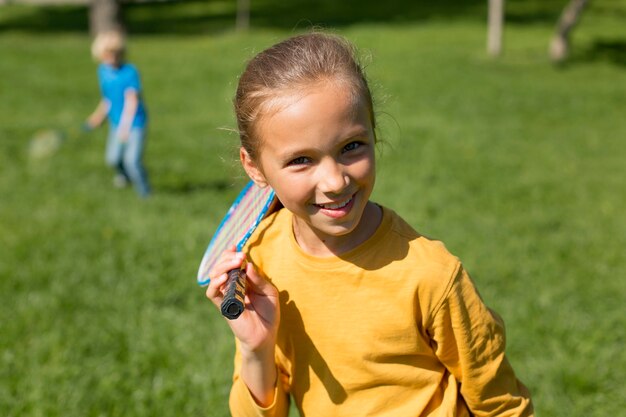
[245,263,278,298]
[210,252,245,283]
[205,272,229,303]
[206,249,246,305]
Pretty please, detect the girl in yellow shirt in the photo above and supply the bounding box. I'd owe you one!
[206,32,534,417]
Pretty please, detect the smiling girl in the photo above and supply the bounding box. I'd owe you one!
[206,32,533,417]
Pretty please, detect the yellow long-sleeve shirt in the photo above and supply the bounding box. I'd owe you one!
[230,206,533,416]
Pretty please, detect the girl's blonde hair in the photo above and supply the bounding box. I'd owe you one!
[91,30,126,61]
[234,32,376,161]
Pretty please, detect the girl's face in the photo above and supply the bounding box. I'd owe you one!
[242,82,379,256]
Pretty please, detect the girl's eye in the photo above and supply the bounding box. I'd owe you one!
[343,141,362,152]
[288,156,310,166]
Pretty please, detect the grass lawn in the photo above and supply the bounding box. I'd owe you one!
[1,1,625,416]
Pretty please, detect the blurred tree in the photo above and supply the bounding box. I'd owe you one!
[549,0,589,63]
[237,0,250,31]
[487,0,504,56]
[90,0,125,36]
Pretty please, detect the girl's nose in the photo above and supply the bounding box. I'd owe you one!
[318,159,349,194]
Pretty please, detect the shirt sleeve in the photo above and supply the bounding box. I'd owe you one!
[428,266,534,417]
[124,65,142,93]
[228,342,290,417]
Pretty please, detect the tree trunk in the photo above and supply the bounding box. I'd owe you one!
[549,0,589,63]
[487,0,505,56]
[236,0,250,31]
[89,0,124,37]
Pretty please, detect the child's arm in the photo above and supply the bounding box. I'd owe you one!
[116,88,139,142]
[85,99,109,129]
[430,266,534,416]
[229,339,289,417]
[205,248,283,410]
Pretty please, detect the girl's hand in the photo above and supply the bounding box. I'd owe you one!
[206,246,280,405]
[206,246,280,354]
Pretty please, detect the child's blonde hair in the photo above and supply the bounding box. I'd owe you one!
[234,32,376,162]
[91,30,126,61]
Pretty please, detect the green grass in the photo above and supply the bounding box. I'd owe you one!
[1,1,625,416]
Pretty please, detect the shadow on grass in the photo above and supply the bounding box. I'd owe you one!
[0,0,581,35]
[0,4,90,33]
[4,0,622,36]
[1,0,489,35]
[575,38,626,67]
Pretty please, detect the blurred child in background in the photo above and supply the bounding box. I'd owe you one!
[85,30,151,197]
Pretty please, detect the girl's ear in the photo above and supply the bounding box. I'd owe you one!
[240,147,268,187]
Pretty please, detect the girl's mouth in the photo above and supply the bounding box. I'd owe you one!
[317,198,351,209]
[314,194,356,218]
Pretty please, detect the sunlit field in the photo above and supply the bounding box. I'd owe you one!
[1,1,625,416]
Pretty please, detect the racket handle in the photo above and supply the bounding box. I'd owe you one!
[220,268,246,320]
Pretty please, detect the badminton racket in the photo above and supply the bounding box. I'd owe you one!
[197,181,278,319]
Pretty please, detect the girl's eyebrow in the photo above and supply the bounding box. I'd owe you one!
[279,147,313,162]
[346,127,370,139]
[339,126,373,144]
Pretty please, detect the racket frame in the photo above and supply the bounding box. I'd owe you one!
[197,181,276,286]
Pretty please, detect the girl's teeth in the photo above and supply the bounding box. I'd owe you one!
[322,199,350,209]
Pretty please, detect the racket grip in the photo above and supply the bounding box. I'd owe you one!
[220,268,246,320]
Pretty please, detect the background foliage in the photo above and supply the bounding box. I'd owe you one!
[1,1,625,416]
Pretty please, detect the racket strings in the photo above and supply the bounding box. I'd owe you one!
[198,184,274,283]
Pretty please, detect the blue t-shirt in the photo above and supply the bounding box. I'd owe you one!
[97,63,147,128]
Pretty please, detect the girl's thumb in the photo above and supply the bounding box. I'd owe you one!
[245,262,275,295]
